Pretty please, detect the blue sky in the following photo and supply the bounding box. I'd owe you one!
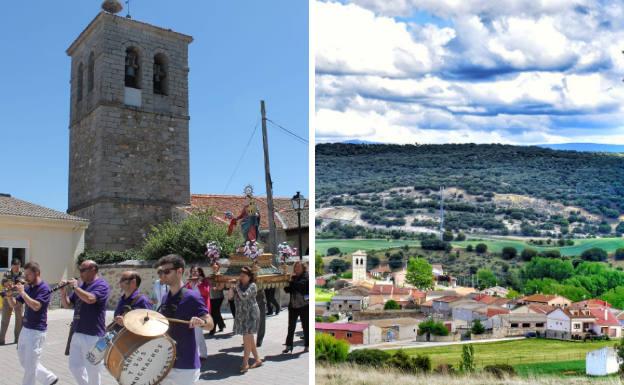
[0,1,308,212]
[316,0,624,145]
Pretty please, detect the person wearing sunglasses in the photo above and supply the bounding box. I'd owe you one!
[113,271,152,329]
[59,260,110,385]
[156,254,214,385]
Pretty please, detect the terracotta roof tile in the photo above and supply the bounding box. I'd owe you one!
[0,195,88,223]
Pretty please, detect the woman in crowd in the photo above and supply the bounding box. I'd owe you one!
[186,265,211,360]
[208,262,226,335]
[283,261,309,353]
[228,266,262,372]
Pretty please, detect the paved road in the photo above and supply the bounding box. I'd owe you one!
[0,308,309,385]
[350,336,525,351]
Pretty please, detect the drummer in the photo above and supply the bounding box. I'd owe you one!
[156,254,214,385]
[60,260,110,385]
[113,271,152,329]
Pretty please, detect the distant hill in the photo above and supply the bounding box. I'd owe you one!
[341,139,381,145]
[537,143,624,153]
[316,143,624,221]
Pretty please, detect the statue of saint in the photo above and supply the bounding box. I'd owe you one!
[227,186,261,243]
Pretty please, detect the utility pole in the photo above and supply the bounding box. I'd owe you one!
[261,100,278,262]
[439,186,445,240]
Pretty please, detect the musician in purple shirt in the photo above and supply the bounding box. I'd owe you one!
[60,260,110,385]
[113,270,152,328]
[156,254,213,385]
[8,261,58,385]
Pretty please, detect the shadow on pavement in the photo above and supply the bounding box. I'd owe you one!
[199,352,256,380]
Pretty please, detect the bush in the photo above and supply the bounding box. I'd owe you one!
[327,247,341,256]
[581,247,608,262]
[501,247,517,260]
[141,211,241,262]
[466,244,474,252]
[616,248,624,261]
[483,364,517,379]
[521,247,538,261]
[471,319,485,335]
[387,350,431,373]
[384,300,401,310]
[77,249,144,265]
[475,243,488,254]
[540,249,561,259]
[315,333,349,363]
[347,349,390,366]
[419,319,449,336]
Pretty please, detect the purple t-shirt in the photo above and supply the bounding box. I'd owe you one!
[17,281,51,331]
[160,288,208,369]
[70,277,110,337]
[114,289,152,317]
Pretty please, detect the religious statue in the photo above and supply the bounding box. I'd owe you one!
[227,185,261,243]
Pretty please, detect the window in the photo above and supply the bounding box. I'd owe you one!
[522,323,530,328]
[153,53,168,95]
[346,332,352,338]
[574,323,580,330]
[329,332,335,337]
[0,248,7,269]
[349,304,352,309]
[12,248,25,266]
[510,323,518,328]
[77,63,84,101]
[125,47,141,89]
[87,52,95,92]
[0,241,28,270]
[536,323,544,328]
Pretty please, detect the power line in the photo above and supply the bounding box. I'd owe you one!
[222,118,260,194]
[266,118,308,144]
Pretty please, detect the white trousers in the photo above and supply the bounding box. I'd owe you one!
[69,332,103,385]
[17,327,56,385]
[161,368,200,385]
[194,327,208,358]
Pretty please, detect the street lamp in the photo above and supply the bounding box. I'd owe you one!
[291,191,306,260]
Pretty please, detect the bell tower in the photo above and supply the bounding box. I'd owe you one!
[67,3,193,251]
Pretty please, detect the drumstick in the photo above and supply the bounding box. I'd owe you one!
[166,317,191,324]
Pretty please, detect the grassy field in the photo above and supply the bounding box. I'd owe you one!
[317,363,620,385]
[388,339,616,368]
[317,237,624,257]
[316,287,334,302]
[514,360,586,377]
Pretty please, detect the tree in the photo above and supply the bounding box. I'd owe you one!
[521,248,538,261]
[443,230,454,242]
[581,247,608,262]
[616,248,624,261]
[541,249,561,259]
[406,257,434,290]
[466,244,474,252]
[506,289,520,299]
[329,259,347,273]
[477,268,496,289]
[456,232,467,241]
[327,247,341,256]
[384,300,401,310]
[501,247,517,260]
[616,222,624,236]
[315,252,324,275]
[418,319,449,337]
[475,243,488,254]
[459,344,475,373]
[471,320,485,335]
[388,253,405,269]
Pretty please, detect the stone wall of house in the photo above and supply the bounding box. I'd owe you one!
[353,310,423,321]
[67,12,192,251]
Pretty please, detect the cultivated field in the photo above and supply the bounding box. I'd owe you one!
[317,237,624,257]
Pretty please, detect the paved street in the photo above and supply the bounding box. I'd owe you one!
[0,308,309,385]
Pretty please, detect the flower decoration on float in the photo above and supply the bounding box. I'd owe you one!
[242,240,262,261]
[277,242,296,263]
[205,242,221,265]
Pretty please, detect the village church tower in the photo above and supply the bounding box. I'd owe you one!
[67,4,192,250]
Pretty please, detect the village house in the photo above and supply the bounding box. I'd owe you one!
[518,294,572,308]
[546,307,598,340]
[370,264,392,280]
[315,322,369,345]
[329,295,369,312]
[487,313,547,337]
[511,304,554,315]
[366,318,420,344]
[481,286,510,298]
[432,296,464,317]
[367,284,426,310]
[472,293,513,309]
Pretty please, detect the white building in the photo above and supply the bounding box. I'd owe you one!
[0,194,88,284]
[586,347,620,376]
[352,250,367,282]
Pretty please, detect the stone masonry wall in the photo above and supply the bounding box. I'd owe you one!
[67,12,192,251]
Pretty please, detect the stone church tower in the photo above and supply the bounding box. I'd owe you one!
[67,8,192,251]
[352,250,367,282]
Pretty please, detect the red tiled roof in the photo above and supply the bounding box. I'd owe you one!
[487,307,510,317]
[550,308,595,319]
[315,322,369,332]
[370,285,425,298]
[521,294,567,304]
[589,308,620,327]
[184,194,309,231]
[571,299,612,309]
[528,304,554,314]
[434,296,461,303]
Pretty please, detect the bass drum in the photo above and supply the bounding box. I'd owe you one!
[105,328,176,385]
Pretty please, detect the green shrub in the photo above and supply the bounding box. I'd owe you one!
[347,349,391,366]
[327,314,339,322]
[418,319,449,336]
[459,344,475,372]
[141,211,241,262]
[387,350,431,373]
[77,249,144,265]
[315,333,349,363]
[475,243,488,254]
[471,319,485,335]
[483,364,517,378]
[384,300,401,310]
